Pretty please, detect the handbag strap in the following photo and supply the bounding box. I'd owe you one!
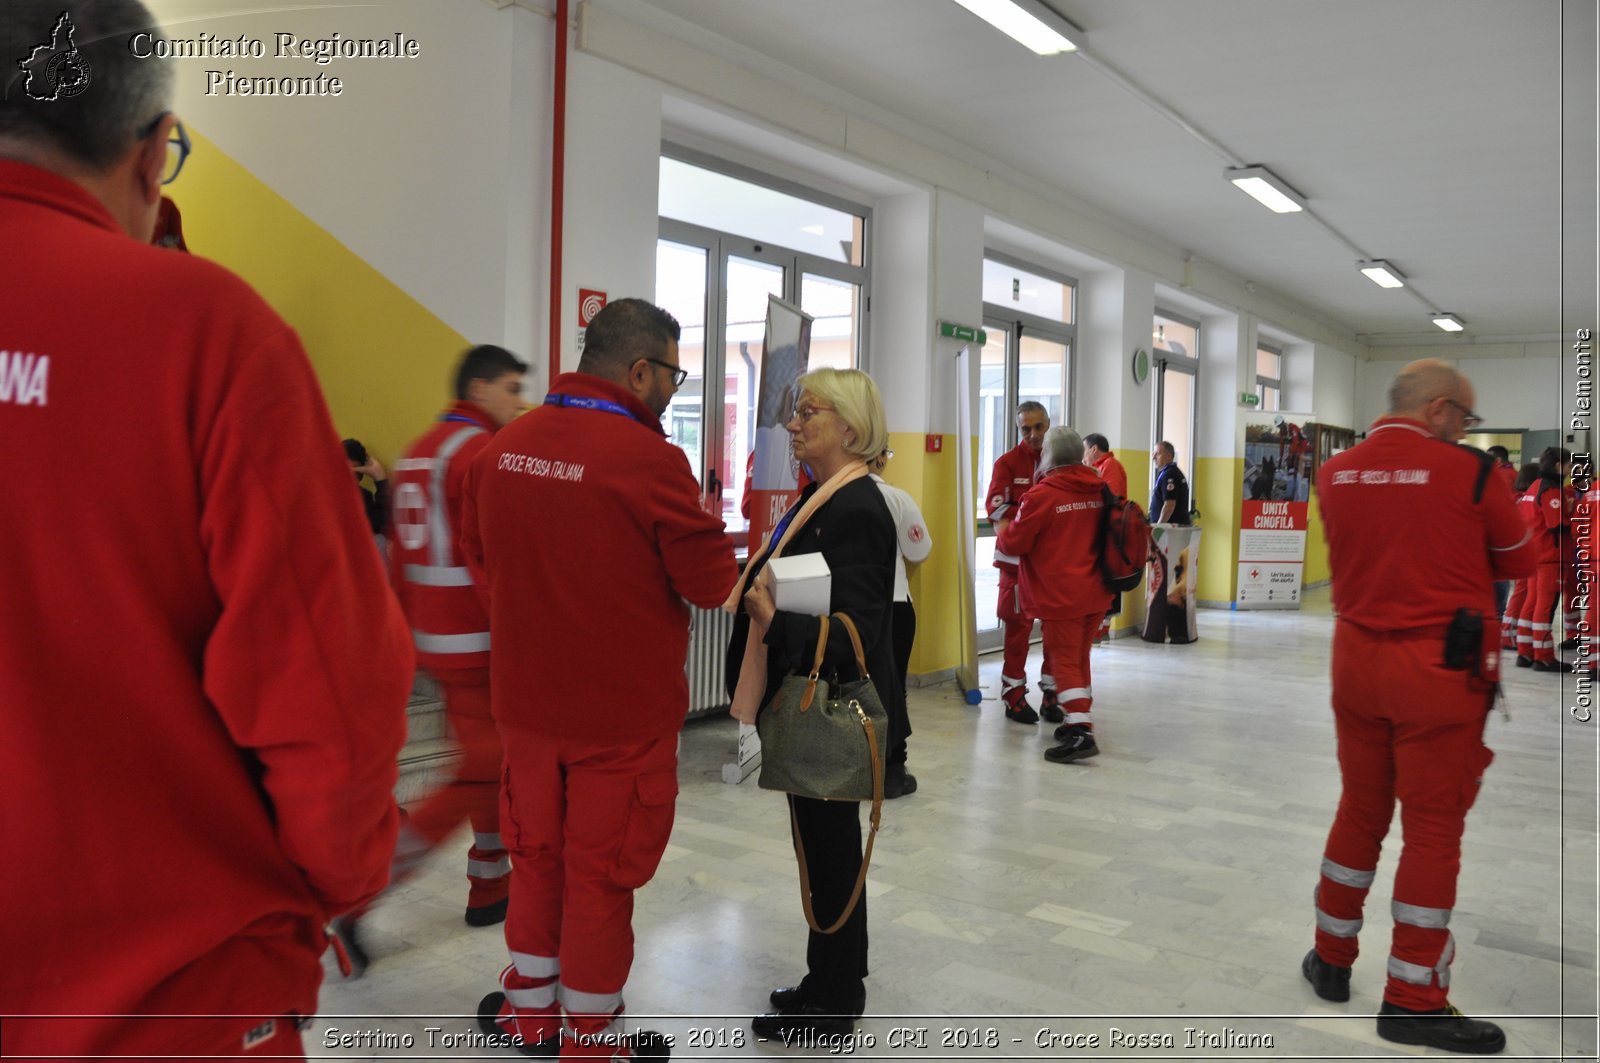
[786,701,884,935]
[798,615,830,712]
[830,612,871,678]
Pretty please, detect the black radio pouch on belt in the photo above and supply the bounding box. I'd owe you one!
[1443,608,1484,672]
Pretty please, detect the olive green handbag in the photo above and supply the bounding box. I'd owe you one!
[757,612,885,933]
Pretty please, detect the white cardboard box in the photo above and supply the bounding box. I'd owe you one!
[765,553,832,615]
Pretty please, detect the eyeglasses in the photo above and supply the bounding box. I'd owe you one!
[639,358,688,387]
[792,404,835,423]
[139,113,190,185]
[1443,398,1483,429]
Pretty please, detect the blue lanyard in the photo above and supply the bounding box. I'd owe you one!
[543,393,639,422]
[442,413,480,425]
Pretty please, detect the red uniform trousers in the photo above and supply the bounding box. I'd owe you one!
[1041,611,1106,729]
[105,1014,304,1062]
[998,566,1053,693]
[1520,563,1563,663]
[1503,578,1528,651]
[1314,623,1494,1012]
[497,731,678,1055]
[405,667,509,908]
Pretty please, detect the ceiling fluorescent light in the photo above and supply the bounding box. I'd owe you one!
[1225,165,1306,214]
[1358,259,1406,289]
[1431,312,1466,333]
[950,0,1083,55]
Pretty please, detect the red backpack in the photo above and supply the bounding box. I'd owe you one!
[1098,485,1151,593]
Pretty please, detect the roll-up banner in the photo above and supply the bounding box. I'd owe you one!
[746,295,814,552]
[1237,411,1314,609]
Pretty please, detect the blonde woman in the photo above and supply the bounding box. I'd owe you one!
[725,367,898,1038]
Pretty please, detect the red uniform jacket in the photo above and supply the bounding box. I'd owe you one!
[390,401,498,671]
[1092,451,1128,500]
[986,440,1042,569]
[460,374,737,741]
[1319,419,1534,630]
[0,161,411,1055]
[1520,480,1572,565]
[995,465,1108,620]
[1493,460,1518,499]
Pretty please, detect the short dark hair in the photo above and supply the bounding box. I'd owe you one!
[1513,463,1540,493]
[1082,433,1110,452]
[454,344,527,400]
[576,298,680,382]
[1486,445,1510,462]
[1157,440,1176,460]
[1016,401,1047,419]
[1537,446,1572,484]
[1,0,173,172]
[342,438,368,465]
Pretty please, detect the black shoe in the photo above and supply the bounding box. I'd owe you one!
[768,985,865,1017]
[1561,637,1579,651]
[328,916,368,979]
[752,1002,857,1040]
[1515,655,1533,668]
[1003,694,1039,724]
[624,1030,673,1061]
[1044,732,1099,764]
[883,765,918,799]
[475,992,560,1057]
[1376,1001,1506,1054]
[1038,685,1064,723]
[1300,948,1351,1002]
[1532,659,1574,672]
[465,895,509,927]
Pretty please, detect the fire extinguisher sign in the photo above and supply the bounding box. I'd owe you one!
[577,288,607,355]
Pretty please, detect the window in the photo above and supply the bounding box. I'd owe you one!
[1153,308,1199,500]
[655,149,869,538]
[974,253,1076,651]
[1256,343,1282,412]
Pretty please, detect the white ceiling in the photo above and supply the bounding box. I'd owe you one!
[617,0,1595,348]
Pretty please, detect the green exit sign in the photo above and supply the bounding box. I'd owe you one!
[939,321,987,345]
[1239,392,1261,407]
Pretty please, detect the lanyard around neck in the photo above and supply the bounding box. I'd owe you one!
[543,393,639,422]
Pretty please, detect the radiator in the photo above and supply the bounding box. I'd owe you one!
[685,603,734,718]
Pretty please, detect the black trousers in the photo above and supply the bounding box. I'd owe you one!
[889,599,916,767]
[791,795,867,1011]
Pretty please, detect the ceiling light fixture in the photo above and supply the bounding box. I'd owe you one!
[1357,259,1406,289]
[1224,165,1306,214]
[1431,313,1466,333]
[949,0,1083,55]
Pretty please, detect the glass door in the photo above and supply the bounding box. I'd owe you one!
[975,321,1012,650]
[721,248,788,536]
[1154,358,1196,518]
[654,238,711,506]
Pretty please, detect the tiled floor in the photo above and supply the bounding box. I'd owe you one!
[311,589,1599,1060]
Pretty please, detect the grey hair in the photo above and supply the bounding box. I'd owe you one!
[0,1,174,173]
[1039,427,1084,473]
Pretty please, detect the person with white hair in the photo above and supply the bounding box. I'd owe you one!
[995,427,1111,764]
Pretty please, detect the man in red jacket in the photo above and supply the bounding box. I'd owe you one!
[997,428,1109,764]
[986,401,1055,724]
[1302,360,1533,1054]
[331,345,529,976]
[0,2,411,1056]
[462,298,737,1060]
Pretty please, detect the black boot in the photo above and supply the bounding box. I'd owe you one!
[1300,948,1350,1002]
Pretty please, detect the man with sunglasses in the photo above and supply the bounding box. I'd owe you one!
[1302,360,1533,1054]
[0,2,411,1057]
[461,297,736,1059]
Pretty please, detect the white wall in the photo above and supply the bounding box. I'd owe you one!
[1359,347,1564,431]
[150,0,550,353]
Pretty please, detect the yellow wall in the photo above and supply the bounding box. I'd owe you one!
[1195,456,1243,602]
[885,432,964,676]
[170,129,469,468]
[1304,484,1331,585]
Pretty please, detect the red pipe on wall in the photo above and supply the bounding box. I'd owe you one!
[548,0,569,379]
